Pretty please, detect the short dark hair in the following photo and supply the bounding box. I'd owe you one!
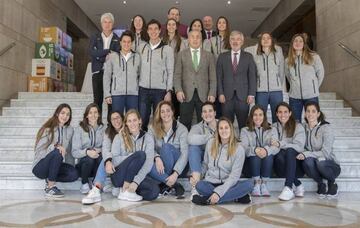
[168,7,180,15]
[120,30,134,42]
[202,101,216,112]
[304,101,326,123]
[147,19,161,30]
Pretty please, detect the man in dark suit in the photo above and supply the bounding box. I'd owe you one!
[174,30,216,130]
[203,16,216,40]
[89,13,120,114]
[217,30,256,130]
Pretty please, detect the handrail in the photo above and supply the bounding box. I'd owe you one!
[338,42,360,62]
[0,42,16,57]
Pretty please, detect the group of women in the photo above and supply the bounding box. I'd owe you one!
[32,13,341,206]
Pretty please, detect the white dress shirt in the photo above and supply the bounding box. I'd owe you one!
[101,32,113,49]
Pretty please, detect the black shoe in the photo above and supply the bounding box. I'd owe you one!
[317,183,327,198]
[159,183,171,195]
[173,183,185,197]
[327,183,338,198]
[192,195,209,205]
[235,194,252,204]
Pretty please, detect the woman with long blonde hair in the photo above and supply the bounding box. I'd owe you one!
[148,101,189,198]
[191,117,253,205]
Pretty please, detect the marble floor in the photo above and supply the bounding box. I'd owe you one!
[0,190,359,227]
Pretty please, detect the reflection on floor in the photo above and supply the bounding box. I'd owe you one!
[0,190,359,227]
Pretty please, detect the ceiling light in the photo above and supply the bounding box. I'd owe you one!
[175,1,179,5]
[227,1,231,5]
[123,0,127,4]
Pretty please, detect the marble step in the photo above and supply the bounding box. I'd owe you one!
[2,107,108,117]
[266,108,352,118]
[0,116,108,126]
[18,92,94,100]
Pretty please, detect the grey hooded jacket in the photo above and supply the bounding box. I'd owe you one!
[202,139,246,198]
[187,120,216,148]
[71,124,105,159]
[272,122,305,152]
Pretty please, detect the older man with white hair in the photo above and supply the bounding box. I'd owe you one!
[90,12,120,114]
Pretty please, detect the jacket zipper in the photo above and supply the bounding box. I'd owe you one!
[217,146,223,183]
[125,60,128,95]
[298,56,304,99]
[266,55,269,92]
[312,80,316,94]
[149,49,152,89]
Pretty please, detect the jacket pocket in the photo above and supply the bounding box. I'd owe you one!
[162,70,165,83]
[276,74,280,86]
[257,76,261,88]
[312,79,316,94]
[114,77,117,91]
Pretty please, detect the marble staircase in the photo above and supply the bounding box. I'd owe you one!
[0,92,360,192]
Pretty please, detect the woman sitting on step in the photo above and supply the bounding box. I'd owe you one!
[32,103,79,198]
[107,109,159,201]
[72,103,105,194]
[148,101,189,198]
[191,117,253,205]
[82,111,123,204]
[271,102,306,201]
[240,105,279,197]
[297,101,341,199]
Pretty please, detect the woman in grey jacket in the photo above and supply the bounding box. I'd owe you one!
[130,15,148,52]
[103,30,141,114]
[72,103,105,194]
[191,117,253,205]
[148,101,188,198]
[285,33,324,122]
[240,105,279,197]
[244,32,285,123]
[105,109,159,202]
[32,104,78,198]
[297,101,341,198]
[271,102,306,201]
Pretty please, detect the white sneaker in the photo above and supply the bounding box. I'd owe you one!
[80,183,90,194]
[252,183,261,196]
[260,182,271,197]
[118,190,143,202]
[112,187,121,197]
[82,186,101,205]
[294,184,305,197]
[278,186,295,201]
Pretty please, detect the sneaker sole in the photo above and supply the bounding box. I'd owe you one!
[118,196,142,202]
[82,196,101,205]
[45,193,64,198]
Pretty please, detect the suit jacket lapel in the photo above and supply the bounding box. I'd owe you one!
[197,49,205,72]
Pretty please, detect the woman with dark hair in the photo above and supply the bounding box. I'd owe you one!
[240,105,279,197]
[188,18,207,42]
[148,101,189,198]
[271,102,306,201]
[103,30,141,114]
[285,33,324,122]
[130,15,148,51]
[72,103,105,194]
[32,103,78,198]
[191,117,253,205]
[204,16,231,60]
[245,32,285,123]
[82,111,123,204]
[163,18,186,54]
[297,101,341,199]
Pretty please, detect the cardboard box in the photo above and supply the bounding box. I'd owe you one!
[28,76,54,92]
[68,69,75,84]
[39,27,63,46]
[67,52,73,69]
[61,65,68,82]
[31,59,61,81]
[53,80,64,92]
[62,32,72,52]
[59,47,68,66]
[34,43,60,62]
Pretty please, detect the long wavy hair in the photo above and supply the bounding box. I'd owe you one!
[189,18,206,41]
[162,18,182,53]
[130,15,149,42]
[246,105,271,131]
[210,117,238,160]
[152,101,175,139]
[275,102,296,137]
[105,111,124,142]
[35,103,72,149]
[287,33,315,67]
[256,32,277,55]
[79,103,103,132]
[121,109,142,152]
[216,16,231,50]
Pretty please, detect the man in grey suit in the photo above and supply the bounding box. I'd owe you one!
[217,30,256,130]
[174,30,216,130]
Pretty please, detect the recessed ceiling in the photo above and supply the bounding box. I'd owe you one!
[74,0,280,36]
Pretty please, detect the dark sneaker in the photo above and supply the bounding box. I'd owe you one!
[159,183,172,196]
[192,195,209,205]
[317,183,327,198]
[45,186,64,198]
[173,183,185,198]
[235,194,252,204]
[327,183,338,199]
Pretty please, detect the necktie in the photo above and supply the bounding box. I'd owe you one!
[233,53,238,73]
[193,49,199,70]
[207,31,211,39]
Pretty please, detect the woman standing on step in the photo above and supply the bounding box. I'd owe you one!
[240,105,279,197]
[130,15,148,52]
[271,102,306,201]
[244,32,285,123]
[103,30,141,114]
[82,111,123,204]
[297,101,341,198]
[148,101,189,198]
[72,103,105,194]
[285,33,324,122]
[191,117,253,205]
[108,109,159,201]
[32,103,78,198]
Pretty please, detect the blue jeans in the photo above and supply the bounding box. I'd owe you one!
[196,180,253,203]
[302,157,341,184]
[248,155,274,179]
[32,149,78,182]
[256,91,283,123]
[112,95,138,114]
[139,87,166,130]
[188,145,204,173]
[76,154,102,184]
[93,158,107,187]
[149,143,180,183]
[274,148,304,188]
[289,97,319,122]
